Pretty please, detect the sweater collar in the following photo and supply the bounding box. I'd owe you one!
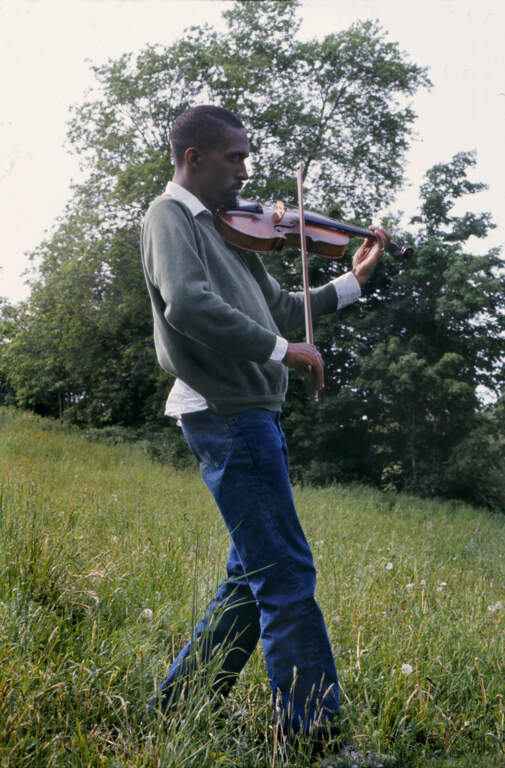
[163,181,211,218]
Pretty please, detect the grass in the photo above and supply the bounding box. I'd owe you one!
[0,405,504,767]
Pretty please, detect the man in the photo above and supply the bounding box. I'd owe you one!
[140,105,388,746]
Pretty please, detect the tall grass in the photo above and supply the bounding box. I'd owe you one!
[0,406,504,767]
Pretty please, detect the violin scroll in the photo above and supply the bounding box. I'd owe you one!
[388,241,414,262]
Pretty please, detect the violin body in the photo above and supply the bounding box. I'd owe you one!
[217,202,349,258]
[216,200,413,262]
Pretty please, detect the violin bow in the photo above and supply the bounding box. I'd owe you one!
[296,162,318,403]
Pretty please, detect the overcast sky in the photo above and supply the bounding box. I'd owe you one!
[1,0,504,303]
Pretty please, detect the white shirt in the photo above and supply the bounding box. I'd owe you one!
[161,181,361,419]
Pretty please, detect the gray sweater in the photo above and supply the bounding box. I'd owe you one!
[140,195,339,414]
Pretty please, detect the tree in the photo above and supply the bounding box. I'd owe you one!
[0,297,16,406]
[2,0,430,429]
[1,219,169,424]
[2,4,503,507]
[283,151,505,508]
[65,2,428,221]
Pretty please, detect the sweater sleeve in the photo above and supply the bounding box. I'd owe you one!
[240,252,339,337]
[141,199,277,363]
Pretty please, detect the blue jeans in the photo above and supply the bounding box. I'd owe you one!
[150,408,339,734]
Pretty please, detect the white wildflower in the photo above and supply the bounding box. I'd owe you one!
[406,583,415,590]
[401,663,414,675]
[386,562,393,571]
[139,608,153,621]
[111,535,119,544]
[420,579,426,587]
[487,601,503,612]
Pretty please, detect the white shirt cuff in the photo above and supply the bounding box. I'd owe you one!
[332,271,361,309]
[270,335,289,362]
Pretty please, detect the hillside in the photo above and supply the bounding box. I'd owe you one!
[0,407,504,767]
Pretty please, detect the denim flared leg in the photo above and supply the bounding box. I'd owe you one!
[150,408,339,733]
[148,539,260,711]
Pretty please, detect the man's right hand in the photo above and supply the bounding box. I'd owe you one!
[282,342,325,394]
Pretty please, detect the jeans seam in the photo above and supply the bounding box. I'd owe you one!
[227,416,306,598]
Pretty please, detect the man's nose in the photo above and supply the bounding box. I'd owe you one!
[238,161,249,180]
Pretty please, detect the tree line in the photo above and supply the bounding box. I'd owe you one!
[1,1,504,508]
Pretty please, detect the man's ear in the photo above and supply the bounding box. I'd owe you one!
[185,146,201,169]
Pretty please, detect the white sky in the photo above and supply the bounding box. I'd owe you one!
[1,0,504,303]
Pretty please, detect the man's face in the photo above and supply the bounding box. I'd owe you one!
[196,125,250,211]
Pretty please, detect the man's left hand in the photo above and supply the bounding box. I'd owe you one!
[352,226,391,286]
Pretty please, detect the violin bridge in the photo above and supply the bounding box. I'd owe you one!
[272,200,287,224]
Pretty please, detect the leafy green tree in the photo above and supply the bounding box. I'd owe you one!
[4,3,504,509]
[66,2,428,220]
[0,297,16,406]
[283,152,505,508]
[2,0,430,429]
[1,219,170,424]
[2,4,503,508]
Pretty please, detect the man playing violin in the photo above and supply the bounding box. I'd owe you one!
[140,105,389,750]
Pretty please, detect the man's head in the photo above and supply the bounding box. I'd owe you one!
[170,105,249,211]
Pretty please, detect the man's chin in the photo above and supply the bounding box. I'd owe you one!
[221,191,240,210]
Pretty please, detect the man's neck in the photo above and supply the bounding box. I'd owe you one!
[172,171,216,213]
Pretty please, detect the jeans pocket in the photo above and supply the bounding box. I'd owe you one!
[181,410,233,469]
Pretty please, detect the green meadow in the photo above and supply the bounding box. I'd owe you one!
[0,406,504,768]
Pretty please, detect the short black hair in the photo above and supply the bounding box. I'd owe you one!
[170,105,244,166]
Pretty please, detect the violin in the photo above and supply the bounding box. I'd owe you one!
[216,200,414,262]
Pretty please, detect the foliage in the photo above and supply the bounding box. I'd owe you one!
[1,408,504,767]
[1,221,165,423]
[284,152,505,508]
[1,2,504,508]
[65,0,429,219]
[0,1,429,421]
[0,298,14,406]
